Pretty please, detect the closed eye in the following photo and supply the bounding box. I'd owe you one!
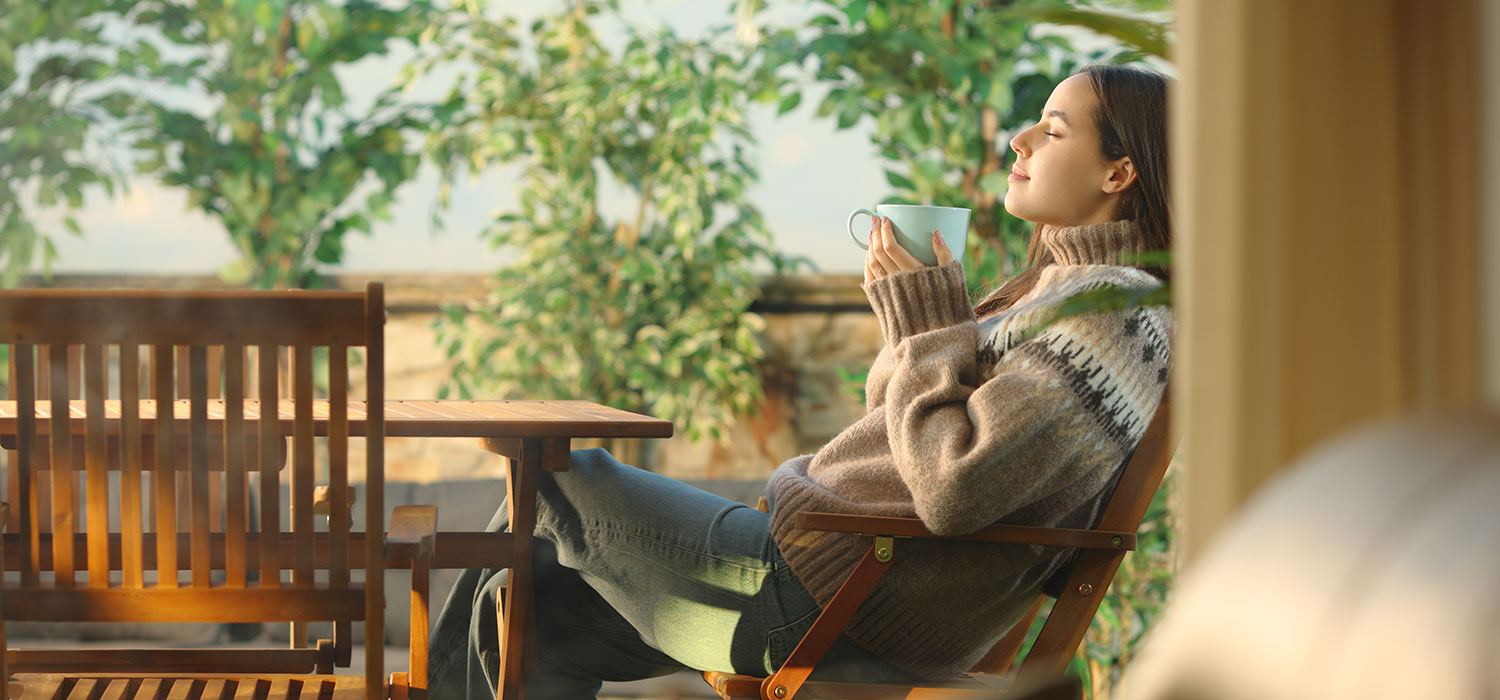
[1044,131,1060,138]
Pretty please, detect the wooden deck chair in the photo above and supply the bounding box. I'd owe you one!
[0,284,436,700]
[704,390,1176,700]
[5,344,291,553]
[2,339,320,670]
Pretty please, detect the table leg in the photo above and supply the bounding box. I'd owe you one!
[497,437,542,700]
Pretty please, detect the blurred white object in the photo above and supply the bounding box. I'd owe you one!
[1123,413,1500,700]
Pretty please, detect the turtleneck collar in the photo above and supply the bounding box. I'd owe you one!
[1041,220,1149,266]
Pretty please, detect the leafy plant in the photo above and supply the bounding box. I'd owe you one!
[750,0,1135,297]
[1001,0,1172,61]
[0,0,135,286]
[426,2,803,467]
[124,0,443,289]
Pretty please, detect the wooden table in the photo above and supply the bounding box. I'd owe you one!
[0,398,672,700]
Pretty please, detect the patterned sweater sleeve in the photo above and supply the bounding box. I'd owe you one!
[865,263,1149,536]
[882,320,1098,535]
[860,261,972,412]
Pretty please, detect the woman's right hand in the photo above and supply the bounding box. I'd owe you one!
[863,216,954,284]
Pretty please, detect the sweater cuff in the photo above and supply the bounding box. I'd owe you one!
[862,261,974,347]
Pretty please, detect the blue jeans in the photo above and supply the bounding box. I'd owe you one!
[427,448,915,699]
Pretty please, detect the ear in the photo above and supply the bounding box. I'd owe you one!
[1102,157,1138,195]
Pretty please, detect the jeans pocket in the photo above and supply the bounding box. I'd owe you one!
[766,606,822,672]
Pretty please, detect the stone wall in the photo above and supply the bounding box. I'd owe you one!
[31,271,881,484]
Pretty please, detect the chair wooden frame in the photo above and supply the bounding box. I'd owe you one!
[705,391,1176,700]
[0,284,436,700]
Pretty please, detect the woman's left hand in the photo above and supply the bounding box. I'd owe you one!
[863,216,955,284]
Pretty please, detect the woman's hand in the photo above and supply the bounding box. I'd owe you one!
[863,216,955,284]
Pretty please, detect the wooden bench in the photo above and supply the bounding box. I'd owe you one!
[0,284,432,700]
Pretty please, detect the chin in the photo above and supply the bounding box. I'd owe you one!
[1004,201,1040,224]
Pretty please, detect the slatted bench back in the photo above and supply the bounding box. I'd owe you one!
[0,286,385,648]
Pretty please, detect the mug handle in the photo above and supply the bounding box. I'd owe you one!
[847,207,878,250]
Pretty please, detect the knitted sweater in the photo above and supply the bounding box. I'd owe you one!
[766,220,1172,680]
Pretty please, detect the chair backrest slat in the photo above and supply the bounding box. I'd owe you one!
[364,283,387,689]
[83,343,109,588]
[152,344,178,589]
[120,343,145,589]
[329,344,353,666]
[291,345,315,591]
[48,344,75,588]
[257,342,280,588]
[13,344,40,585]
[188,345,212,589]
[223,344,248,589]
[329,345,350,590]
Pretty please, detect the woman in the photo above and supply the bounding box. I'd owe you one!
[429,63,1172,699]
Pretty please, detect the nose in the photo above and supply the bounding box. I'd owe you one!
[1009,126,1033,158]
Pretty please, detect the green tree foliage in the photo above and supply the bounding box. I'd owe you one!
[126,0,438,289]
[753,0,1128,295]
[1003,0,1172,61]
[427,2,802,465]
[0,0,134,286]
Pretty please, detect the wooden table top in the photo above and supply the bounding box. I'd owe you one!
[0,399,673,440]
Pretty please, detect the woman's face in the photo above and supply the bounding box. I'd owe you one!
[1004,74,1132,227]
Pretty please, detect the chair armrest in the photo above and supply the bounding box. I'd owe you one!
[794,512,1135,551]
[387,505,439,561]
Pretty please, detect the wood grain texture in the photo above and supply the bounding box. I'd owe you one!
[48,344,74,588]
[2,531,512,571]
[0,399,672,440]
[224,345,247,589]
[1,587,366,622]
[6,649,319,674]
[119,343,144,589]
[152,345,177,589]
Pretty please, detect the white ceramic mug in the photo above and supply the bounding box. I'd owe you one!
[848,204,970,266]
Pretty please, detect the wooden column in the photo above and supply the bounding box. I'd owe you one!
[1483,1,1500,408]
[1173,0,1482,557]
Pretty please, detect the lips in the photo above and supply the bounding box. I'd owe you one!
[1008,166,1030,182]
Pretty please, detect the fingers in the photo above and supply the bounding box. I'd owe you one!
[882,221,924,271]
[869,217,899,275]
[874,217,927,273]
[933,231,954,266]
[867,217,951,282]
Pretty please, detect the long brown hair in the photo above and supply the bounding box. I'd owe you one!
[973,64,1172,318]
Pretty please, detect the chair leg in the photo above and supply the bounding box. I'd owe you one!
[762,541,894,700]
[291,621,309,650]
[314,639,337,674]
[409,556,430,700]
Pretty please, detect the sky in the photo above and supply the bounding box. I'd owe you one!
[47,0,889,276]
